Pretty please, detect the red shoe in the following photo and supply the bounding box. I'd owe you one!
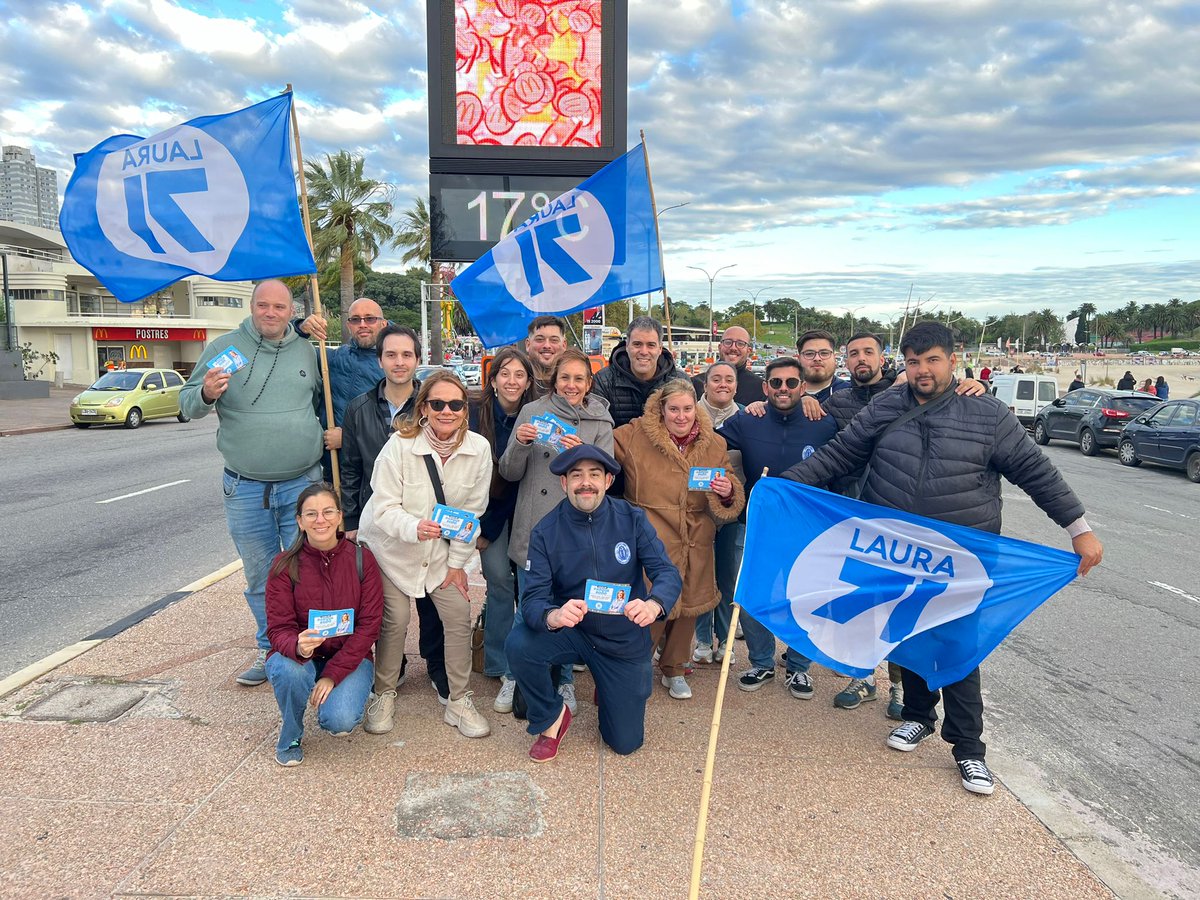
[529,705,572,763]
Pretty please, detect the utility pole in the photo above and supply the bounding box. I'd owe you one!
[737,285,773,349]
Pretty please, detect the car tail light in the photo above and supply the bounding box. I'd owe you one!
[1100,407,1129,419]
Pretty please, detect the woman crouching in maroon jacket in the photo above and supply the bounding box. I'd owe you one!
[265,483,383,767]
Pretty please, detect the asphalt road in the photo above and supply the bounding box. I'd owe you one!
[0,416,236,678]
[1,421,1196,896]
[989,442,1200,899]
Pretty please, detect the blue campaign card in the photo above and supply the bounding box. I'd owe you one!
[531,413,576,453]
[432,503,480,543]
[207,345,248,374]
[688,466,725,490]
[309,608,354,637]
[584,579,632,615]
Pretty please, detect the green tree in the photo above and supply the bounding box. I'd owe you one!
[306,151,396,328]
[1069,302,1097,345]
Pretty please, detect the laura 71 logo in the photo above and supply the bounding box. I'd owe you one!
[95,125,250,274]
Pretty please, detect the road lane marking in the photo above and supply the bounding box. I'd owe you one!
[96,479,190,504]
[1148,581,1200,605]
[1142,504,1198,521]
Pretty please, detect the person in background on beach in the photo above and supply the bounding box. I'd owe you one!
[1117,371,1136,390]
[264,484,382,767]
[1139,378,1156,394]
[1155,376,1169,399]
[1069,373,1086,392]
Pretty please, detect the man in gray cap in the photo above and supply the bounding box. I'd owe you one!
[505,444,683,761]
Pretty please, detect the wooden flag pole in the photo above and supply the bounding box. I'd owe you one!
[286,84,340,494]
[687,467,767,900]
[640,129,672,345]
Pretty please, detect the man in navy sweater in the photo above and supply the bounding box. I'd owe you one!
[506,445,682,761]
[716,356,838,700]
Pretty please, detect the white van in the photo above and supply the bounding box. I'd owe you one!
[989,374,1060,429]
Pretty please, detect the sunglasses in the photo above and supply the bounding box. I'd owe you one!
[768,377,801,389]
[347,315,382,325]
[425,399,466,412]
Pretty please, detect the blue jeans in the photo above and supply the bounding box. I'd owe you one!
[480,522,517,677]
[696,523,741,647]
[265,653,373,751]
[222,465,321,649]
[508,567,574,687]
[741,612,811,674]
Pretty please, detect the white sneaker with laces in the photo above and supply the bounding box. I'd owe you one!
[692,643,714,664]
[493,677,516,713]
[662,675,692,699]
[364,689,396,734]
[558,683,578,714]
[445,692,490,738]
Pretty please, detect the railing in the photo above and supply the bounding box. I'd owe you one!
[0,242,63,262]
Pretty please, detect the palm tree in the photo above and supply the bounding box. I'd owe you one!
[1163,298,1189,336]
[394,197,444,363]
[305,150,396,327]
[1095,313,1124,349]
[1032,308,1061,349]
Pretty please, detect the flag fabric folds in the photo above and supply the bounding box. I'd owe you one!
[733,479,1080,690]
[59,93,315,303]
[450,143,663,348]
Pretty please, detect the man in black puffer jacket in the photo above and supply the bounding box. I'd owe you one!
[784,322,1103,797]
[592,316,683,428]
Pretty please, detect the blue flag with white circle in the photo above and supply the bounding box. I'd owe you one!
[450,143,664,348]
[734,479,1080,690]
[59,93,315,303]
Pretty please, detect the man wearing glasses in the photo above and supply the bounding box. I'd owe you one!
[691,325,764,405]
[715,357,838,700]
[796,329,850,401]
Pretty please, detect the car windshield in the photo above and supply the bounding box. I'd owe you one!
[89,372,143,391]
[1110,397,1162,414]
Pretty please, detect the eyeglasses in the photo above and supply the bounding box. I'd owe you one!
[768,377,801,389]
[720,339,749,349]
[347,315,382,325]
[301,508,340,521]
[426,399,466,412]
[800,349,835,360]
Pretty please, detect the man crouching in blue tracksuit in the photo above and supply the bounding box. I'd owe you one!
[506,444,682,762]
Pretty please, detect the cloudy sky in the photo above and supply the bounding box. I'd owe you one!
[3,0,1198,322]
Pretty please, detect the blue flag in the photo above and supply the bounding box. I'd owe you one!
[450,143,663,348]
[733,479,1080,690]
[59,93,315,303]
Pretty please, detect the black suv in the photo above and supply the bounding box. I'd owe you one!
[1033,388,1162,456]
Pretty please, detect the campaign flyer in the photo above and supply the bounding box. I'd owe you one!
[531,413,576,453]
[207,345,248,375]
[432,503,480,543]
[309,608,355,637]
[688,466,725,490]
[584,579,632,615]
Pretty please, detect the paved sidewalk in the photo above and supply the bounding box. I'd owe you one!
[0,385,86,436]
[0,571,1113,899]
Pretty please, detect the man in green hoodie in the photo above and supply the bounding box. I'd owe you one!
[180,279,324,686]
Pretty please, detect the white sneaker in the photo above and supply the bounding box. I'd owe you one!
[493,677,516,713]
[558,683,578,714]
[714,641,734,666]
[444,692,490,738]
[364,689,396,734]
[662,675,692,699]
[692,642,714,664]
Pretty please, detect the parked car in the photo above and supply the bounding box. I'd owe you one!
[456,363,482,386]
[1118,399,1200,482]
[989,373,1060,429]
[69,369,189,429]
[414,365,443,383]
[1033,389,1162,455]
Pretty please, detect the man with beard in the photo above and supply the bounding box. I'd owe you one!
[796,329,850,401]
[691,325,764,405]
[505,445,682,760]
[525,315,568,397]
[593,316,683,428]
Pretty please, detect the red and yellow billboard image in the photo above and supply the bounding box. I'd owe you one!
[454,0,604,148]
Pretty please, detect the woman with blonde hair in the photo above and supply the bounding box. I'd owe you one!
[613,380,745,699]
[358,371,493,739]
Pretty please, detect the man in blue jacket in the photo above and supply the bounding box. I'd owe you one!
[717,356,839,699]
[506,445,682,761]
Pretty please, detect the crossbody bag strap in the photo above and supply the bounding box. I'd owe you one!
[421,453,448,506]
[855,386,956,498]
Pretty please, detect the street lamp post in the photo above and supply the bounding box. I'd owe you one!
[736,285,773,350]
[649,201,689,321]
[687,263,737,357]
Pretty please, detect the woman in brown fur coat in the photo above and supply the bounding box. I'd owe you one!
[613,380,745,699]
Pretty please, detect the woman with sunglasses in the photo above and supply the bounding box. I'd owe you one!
[264,483,383,766]
[614,380,744,699]
[468,348,538,711]
[358,371,493,739]
[499,348,614,713]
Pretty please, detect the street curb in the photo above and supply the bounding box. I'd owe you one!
[0,424,73,437]
[0,559,243,699]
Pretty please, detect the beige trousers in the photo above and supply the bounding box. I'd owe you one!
[373,569,473,701]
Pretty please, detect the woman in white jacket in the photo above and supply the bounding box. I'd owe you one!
[359,371,493,739]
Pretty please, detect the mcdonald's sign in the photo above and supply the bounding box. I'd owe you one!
[91,327,207,342]
[129,344,149,361]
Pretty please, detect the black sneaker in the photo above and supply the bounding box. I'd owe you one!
[957,759,995,795]
[784,671,814,699]
[886,721,935,752]
[737,666,776,692]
